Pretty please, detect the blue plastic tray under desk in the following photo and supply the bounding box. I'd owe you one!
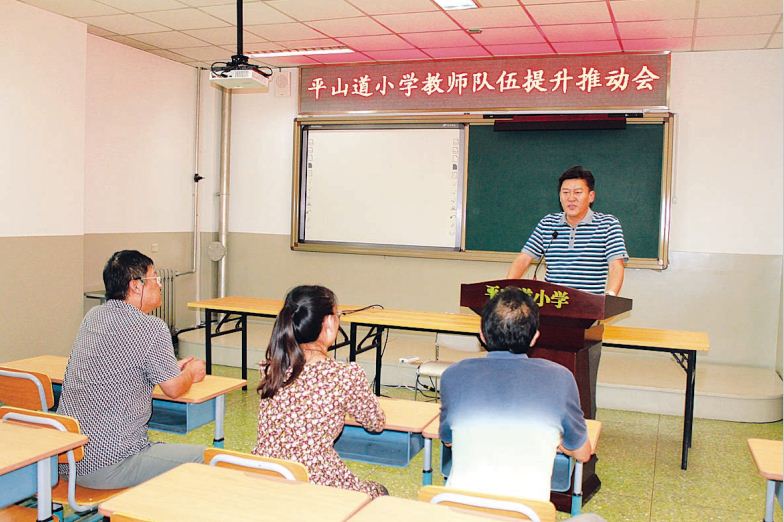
[0,458,58,508]
[335,425,424,467]
[149,398,216,435]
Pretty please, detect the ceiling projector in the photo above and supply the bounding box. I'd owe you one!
[209,67,270,90]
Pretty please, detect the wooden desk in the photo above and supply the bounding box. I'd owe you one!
[337,397,439,468]
[602,325,709,470]
[748,438,783,522]
[349,495,517,521]
[1,355,245,447]
[0,421,87,521]
[99,462,371,521]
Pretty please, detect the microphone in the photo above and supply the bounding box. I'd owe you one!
[532,231,558,281]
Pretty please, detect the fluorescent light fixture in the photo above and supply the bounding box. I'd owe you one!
[434,0,478,10]
[247,47,354,58]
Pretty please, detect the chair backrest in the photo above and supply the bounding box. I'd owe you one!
[204,448,309,482]
[0,368,55,411]
[418,485,556,522]
[435,333,481,353]
[0,405,83,463]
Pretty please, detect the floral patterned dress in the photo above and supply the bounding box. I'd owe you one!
[252,358,386,497]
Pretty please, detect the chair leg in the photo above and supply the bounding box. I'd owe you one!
[764,479,776,522]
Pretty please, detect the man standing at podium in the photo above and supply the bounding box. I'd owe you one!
[506,165,628,295]
[506,166,628,418]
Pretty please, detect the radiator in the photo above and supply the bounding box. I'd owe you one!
[152,268,176,332]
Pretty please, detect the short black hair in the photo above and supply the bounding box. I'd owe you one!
[558,165,595,192]
[103,250,154,300]
[480,287,540,354]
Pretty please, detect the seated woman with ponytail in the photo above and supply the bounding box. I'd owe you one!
[252,285,388,497]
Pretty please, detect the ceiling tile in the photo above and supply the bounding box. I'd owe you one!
[247,22,324,40]
[340,34,413,51]
[541,23,617,42]
[698,0,782,18]
[132,30,209,48]
[524,0,604,3]
[622,37,692,51]
[184,28,266,45]
[424,45,491,58]
[617,19,694,39]
[527,2,611,25]
[178,0,239,6]
[87,25,117,37]
[276,38,342,48]
[310,52,374,63]
[400,30,477,48]
[266,0,363,21]
[364,49,430,60]
[478,0,519,6]
[374,11,460,32]
[345,0,438,15]
[552,40,622,53]
[448,6,532,29]
[485,42,553,55]
[21,0,121,17]
[137,8,230,30]
[610,0,695,22]
[307,17,390,37]
[98,0,189,12]
[170,45,234,60]
[254,55,319,67]
[200,2,294,25]
[472,26,545,45]
[148,49,194,63]
[105,34,157,49]
[694,34,770,50]
[78,13,170,34]
[697,15,781,37]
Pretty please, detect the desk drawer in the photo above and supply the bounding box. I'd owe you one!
[149,398,215,434]
[335,426,424,467]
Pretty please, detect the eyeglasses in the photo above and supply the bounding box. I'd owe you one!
[136,275,161,286]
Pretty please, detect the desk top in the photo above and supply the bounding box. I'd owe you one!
[99,463,371,521]
[748,438,783,481]
[348,496,516,521]
[423,418,602,455]
[345,308,481,334]
[188,296,285,316]
[0,421,87,475]
[603,325,710,352]
[346,397,439,433]
[1,355,246,403]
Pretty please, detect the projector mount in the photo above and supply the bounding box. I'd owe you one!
[210,0,272,80]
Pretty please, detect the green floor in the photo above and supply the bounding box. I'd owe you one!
[149,365,783,522]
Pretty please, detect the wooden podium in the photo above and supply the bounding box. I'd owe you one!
[460,279,632,512]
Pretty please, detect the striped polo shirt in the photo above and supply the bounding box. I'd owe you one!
[522,209,628,294]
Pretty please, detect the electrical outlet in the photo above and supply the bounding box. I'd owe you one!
[151,243,159,253]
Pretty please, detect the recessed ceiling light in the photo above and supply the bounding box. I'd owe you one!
[247,47,354,58]
[435,0,478,10]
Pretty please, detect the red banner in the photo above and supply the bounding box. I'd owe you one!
[299,53,669,114]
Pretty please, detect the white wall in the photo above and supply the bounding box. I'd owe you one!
[669,50,783,255]
[84,36,199,234]
[0,0,85,237]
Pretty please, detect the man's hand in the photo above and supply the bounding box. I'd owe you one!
[177,356,194,371]
[183,358,206,383]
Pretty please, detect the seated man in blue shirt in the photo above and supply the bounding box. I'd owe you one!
[439,286,590,501]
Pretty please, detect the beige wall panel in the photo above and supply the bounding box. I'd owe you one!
[226,232,782,368]
[83,232,217,330]
[0,236,83,360]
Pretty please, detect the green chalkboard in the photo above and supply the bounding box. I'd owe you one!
[465,122,666,261]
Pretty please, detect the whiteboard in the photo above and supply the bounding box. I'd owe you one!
[298,124,465,249]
